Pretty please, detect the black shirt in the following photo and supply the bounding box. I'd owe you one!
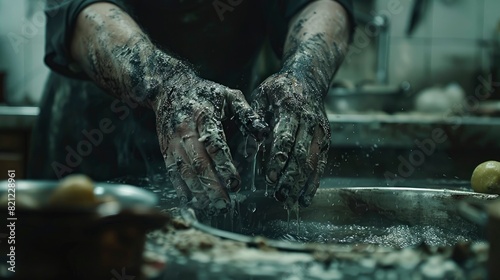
[44,0,355,80]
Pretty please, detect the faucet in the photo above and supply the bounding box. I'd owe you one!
[354,12,391,85]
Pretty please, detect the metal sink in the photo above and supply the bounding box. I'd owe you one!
[185,187,498,249]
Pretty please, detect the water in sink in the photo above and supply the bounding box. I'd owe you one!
[238,219,479,248]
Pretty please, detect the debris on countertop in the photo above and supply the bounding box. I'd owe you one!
[142,213,490,280]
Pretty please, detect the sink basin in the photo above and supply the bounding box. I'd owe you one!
[188,187,498,249]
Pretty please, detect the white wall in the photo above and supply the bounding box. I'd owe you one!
[0,0,499,105]
[336,0,500,94]
[0,0,49,105]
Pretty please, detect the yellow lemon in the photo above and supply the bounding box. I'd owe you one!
[49,174,96,207]
[471,161,500,195]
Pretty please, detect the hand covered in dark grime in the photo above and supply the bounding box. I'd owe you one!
[152,71,268,215]
[252,71,331,209]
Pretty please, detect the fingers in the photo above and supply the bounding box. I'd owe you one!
[165,155,191,206]
[197,113,241,191]
[164,140,211,210]
[226,89,269,141]
[271,116,329,208]
[299,125,330,207]
[162,128,231,214]
[266,113,299,187]
[299,149,327,207]
[278,117,316,208]
[180,132,231,212]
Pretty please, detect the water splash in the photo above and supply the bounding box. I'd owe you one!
[241,221,479,248]
[286,206,291,232]
[295,206,300,235]
[246,136,262,193]
[247,202,257,213]
[243,136,249,159]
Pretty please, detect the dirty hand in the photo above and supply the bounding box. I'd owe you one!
[252,71,331,209]
[152,70,268,214]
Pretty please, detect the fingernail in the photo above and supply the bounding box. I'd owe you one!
[274,186,290,202]
[274,152,288,164]
[227,177,240,191]
[213,199,228,210]
[266,169,278,184]
[209,199,230,215]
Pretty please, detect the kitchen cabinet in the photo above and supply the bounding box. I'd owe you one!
[0,106,39,180]
[0,130,31,179]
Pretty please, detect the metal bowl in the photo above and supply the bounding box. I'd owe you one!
[0,180,159,208]
[0,180,168,280]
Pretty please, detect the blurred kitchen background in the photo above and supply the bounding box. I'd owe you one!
[1,0,500,184]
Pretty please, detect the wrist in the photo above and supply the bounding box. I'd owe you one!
[279,58,330,99]
[145,51,196,110]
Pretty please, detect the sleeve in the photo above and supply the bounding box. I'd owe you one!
[267,0,356,58]
[44,0,128,79]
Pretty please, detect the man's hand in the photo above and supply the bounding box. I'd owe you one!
[252,72,330,209]
[253,0,351,208]
[153,72,268,214]
[70,3,268,214]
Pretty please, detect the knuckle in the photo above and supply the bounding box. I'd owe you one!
[206,140,227,156]
[279,95,299,109]
[177,160,193,178]
[191,155,209,174]
[316,158,327,175]
[276,132,295,149]
[230,89,245,99]
[294,143,308,162]
[214,163,237,179]
[166,163,178,177]
[304,158,315,174]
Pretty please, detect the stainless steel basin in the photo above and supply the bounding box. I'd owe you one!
[186,187,498,249]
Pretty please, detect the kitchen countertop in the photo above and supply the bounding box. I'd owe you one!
[1,105,500,149]
[0,105,39,130]
[328,113,500,148]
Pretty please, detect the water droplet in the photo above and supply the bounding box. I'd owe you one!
[243,136,249,158]
[247,203,257,213]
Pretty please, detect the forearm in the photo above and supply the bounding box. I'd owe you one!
[282,0,350,96]
[70,3,192,108]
